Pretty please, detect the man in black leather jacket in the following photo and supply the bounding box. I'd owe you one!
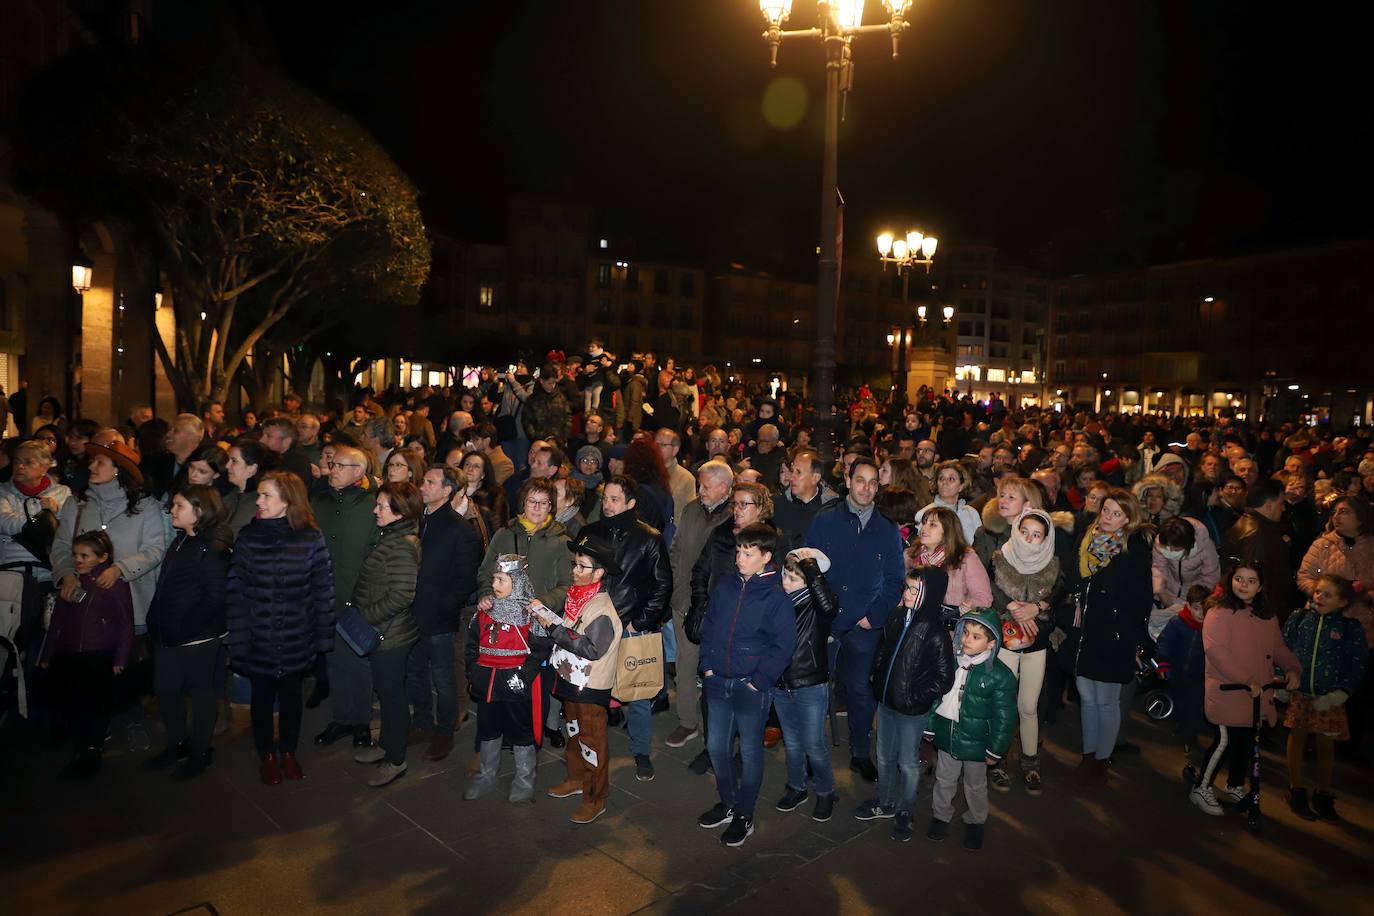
[576,474,673,780]
[772,548,841,821]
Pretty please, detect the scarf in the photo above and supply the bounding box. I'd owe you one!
[16,476,51,498]
[517,514,551,534]
[935,648,993,722]
[1078,521,1126,579]
[1000,509,1056,575]
[563,581,601,625]
[915,544,947,570]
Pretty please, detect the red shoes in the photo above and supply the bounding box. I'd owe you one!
[260,753,282,786]
[280,752,305,781]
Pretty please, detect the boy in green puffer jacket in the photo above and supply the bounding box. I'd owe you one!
[924,608,1017,851]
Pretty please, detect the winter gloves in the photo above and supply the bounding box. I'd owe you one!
[1311,690,1349,712]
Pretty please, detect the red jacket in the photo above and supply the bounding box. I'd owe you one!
[41,562,135,669]
[1203,604,1300,727]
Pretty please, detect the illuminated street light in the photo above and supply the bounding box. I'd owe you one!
[753,0,920,462]
[71,255,92,294]
[876,226,939,274]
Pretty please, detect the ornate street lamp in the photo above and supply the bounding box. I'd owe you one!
[753,0,919,462]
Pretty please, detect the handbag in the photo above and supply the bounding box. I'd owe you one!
[336,602,383,657]
[612,630,664,703]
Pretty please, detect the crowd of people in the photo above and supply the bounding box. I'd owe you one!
[1,341,1369,850]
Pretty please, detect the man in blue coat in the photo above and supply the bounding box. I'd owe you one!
[805,457,904,783]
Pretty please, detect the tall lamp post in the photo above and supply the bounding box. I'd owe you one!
[755,0,916,463]
[876,228,938,403]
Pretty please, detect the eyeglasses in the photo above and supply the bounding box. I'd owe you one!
[524,499,552,509]
[572,561,598,572]
[732,500,759,509]
[328,461,363,469]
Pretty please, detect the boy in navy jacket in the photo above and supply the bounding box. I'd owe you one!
[695,523,796,848]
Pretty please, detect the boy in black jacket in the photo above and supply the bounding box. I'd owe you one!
[773,547,841,823]
[855,567,954,842]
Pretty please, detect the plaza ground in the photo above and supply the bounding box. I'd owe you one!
[3,689,1372,915]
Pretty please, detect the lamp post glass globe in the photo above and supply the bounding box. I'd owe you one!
[917,304,927,321]
[942,305,954,321]
[886,332,895,346]
[835,0,866,30]
[876,232,894,257]
[921,236,938,259]
[71,263,92,294]
[891,238,909,260]
[759,0,793,25]
[905,230,923,255]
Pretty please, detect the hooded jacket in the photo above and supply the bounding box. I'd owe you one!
[1151,515,1220,607]
[926,608,1017,761]
[697,568,797,691]
[869,567,955,715]
[1155,604,1206,678]
[1297,531,1374,638]
[780,559,841,689]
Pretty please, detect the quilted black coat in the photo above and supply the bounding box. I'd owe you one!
[227,516,336,677]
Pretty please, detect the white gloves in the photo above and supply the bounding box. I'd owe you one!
[1311,690,1349,712]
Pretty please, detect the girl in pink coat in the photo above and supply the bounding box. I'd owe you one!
[1189,562,1300,817]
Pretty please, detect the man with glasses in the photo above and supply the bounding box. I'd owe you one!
[741,424,784,492]
[578,475,672,781]
[409,466,481,762]
[666,460,736,750]
[914,440,939,485]
[503,440,563,518]
[805,457,905,784]
[311,445,382,750]
[655,428,697,523]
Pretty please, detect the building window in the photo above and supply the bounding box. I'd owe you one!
[987,368,1007,383]
[654,269,670,295]
[680,272,696,297]
[623,300,640,324]
[597,264,611,288]
[599,238,608,249]
[597,298,613,323]
[478,285,494,309]
[1054,360,1067,379]
[677,304,694,329]
[990,344,1008,358]
[653,302,670,328]
[624,267,639,291]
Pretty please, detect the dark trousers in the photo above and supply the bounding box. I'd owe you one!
[52,650,114,750]
[250,673,304,755]
[477,698,535,746]
[154,638,221,753]
[1198,724,1255,789]
[832,636,878,759]
[407,632,459,734]
[1169,673,1206,761]
[371,644,413,765]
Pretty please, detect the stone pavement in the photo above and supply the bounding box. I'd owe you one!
[3,694,1373,915]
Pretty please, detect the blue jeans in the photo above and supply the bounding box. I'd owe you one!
[662,619,677,665]
[773,683,834,796]
[406,633,458,734]
[623,627,655,757]
[876,704,928,812]
[831,634,878,759]
[1076,676,1123,759]
[705,675,772,818]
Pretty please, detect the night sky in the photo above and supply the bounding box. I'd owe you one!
[246,0,1371,276]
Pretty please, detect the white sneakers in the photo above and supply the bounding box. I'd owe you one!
[1219,784,1248,805]
[1190,785,1223,816]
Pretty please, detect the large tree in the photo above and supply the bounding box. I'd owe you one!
[16,49,430,410]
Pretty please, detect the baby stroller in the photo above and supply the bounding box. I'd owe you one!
[1136,650,1173,722]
